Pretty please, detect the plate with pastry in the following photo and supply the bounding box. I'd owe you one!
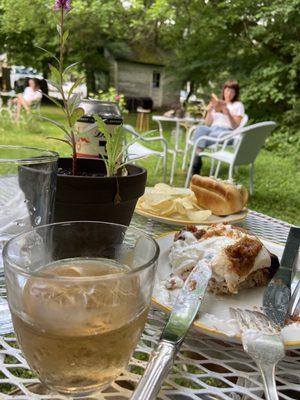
[135,177,248,225]
[152,224,300,347]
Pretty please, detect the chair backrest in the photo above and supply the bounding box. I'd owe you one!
[30,99,41,111]
[233,121,276,166]
[123,124,139,138]
[230,114,249,147]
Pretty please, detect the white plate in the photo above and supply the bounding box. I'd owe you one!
[153,232,300,348]
[135,188,248,226]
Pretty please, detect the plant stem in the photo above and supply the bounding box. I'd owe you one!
[59,8,77,175]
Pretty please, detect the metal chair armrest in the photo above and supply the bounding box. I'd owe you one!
[135,135,168,154]
[216,129,236,138]
[142,136,167,145]
[193,132,237,147]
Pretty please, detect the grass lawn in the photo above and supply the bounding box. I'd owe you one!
[0,105,299,225]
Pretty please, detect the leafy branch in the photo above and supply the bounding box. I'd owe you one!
[94,116,155,177]
[37,2,84,175]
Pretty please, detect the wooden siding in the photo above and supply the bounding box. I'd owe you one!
[161,72,180,108]
[111,60,180,108]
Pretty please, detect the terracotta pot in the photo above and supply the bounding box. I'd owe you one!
[53,158,147,226]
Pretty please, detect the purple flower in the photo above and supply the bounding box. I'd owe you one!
[54,0,71,11]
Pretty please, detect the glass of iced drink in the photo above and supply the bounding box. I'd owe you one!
[0,146,58,334]
[3,221,159,396]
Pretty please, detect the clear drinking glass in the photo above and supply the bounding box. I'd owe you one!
[0,146,58,334]
[3,221,159,396]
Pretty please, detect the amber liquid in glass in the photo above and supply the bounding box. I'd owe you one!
[11,259,148,395]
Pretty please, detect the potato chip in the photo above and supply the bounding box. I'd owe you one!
[153,183,188,198]
[174,199,187,215]
[153,183,174,193]
[159,202,177,217]
[138,184,212,220]
[176,197,195,211]
[186,210,212,221]
[144,192,172,207]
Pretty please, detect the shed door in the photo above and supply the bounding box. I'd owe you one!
[150,70,163,108]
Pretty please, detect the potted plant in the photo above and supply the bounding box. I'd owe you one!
[41,0,147,226]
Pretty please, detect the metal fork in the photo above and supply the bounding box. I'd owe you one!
[231,308,285,400]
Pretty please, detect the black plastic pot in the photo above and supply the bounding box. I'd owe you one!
[53,158,147,226]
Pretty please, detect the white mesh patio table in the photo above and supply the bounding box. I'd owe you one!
[1,211,299,399]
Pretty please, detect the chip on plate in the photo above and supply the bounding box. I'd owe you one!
[138,184,212,222]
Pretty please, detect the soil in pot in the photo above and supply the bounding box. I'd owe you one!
[53,158,147,226]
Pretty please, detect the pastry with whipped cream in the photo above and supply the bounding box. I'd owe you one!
[167,224,279,295]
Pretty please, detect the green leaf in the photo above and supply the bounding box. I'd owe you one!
[62,29,69,46]
[35,46,59,64]
[47,137,72,147]
[41,92,64,110]
[57,24,62,36]
[64,62,81,76]
[47,80,62,92]
[94,116,125,177]
[67,93,82,115]
[70,107,85,127]
[67,76,85,99]
[38,115,69,135]
[94,115,108,135]
[49,64,61,84]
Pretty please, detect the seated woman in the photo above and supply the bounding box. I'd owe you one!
[13,78,43,121]
[192,80,245,174]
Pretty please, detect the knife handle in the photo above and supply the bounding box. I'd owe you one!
[131,340,177,400]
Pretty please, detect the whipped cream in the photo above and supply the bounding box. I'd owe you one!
[167,225,271,294]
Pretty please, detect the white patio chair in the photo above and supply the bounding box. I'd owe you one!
[182,114,249,170]
[152,117,182,185]
[30,99,41,114]
[184,121,276,194]
[123,124,168,183]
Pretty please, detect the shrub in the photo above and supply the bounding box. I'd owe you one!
[89,87,128,114]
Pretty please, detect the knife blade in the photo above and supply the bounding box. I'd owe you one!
[263,227,300,327]
[131,261,212,400]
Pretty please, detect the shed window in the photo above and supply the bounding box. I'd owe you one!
[152,72,161,88]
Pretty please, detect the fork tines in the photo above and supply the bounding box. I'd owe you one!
[231,307,280,334]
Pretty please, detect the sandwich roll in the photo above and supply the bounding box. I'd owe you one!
[190,175,248,216]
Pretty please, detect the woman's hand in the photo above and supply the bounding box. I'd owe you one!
[207,101,215,113]
[220,103,230,115]
[205,102,214,126]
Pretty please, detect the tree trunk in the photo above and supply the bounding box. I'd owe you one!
[186,81,195,103]
[183,81,195,108]
[86,67,96,94]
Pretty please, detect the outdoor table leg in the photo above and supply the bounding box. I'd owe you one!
[170,121,181,185]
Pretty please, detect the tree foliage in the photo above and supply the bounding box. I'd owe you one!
[0,0,300,146]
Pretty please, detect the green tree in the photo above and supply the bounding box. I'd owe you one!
[157,0,300,121]
[0,0,130,90]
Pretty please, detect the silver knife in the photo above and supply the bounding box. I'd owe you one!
[263,227,300,327]
[131,262,212,400]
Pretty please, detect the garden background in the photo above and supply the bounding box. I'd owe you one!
[0,0,299,225]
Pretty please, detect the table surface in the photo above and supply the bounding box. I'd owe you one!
[1,211,300,399]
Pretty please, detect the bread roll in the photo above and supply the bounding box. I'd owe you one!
[190,175,248,215]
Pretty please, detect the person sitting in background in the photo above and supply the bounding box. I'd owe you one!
[192,80,245,174]
[13,78,42,121]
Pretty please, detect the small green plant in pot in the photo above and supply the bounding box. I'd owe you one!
[41,0,147,225]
